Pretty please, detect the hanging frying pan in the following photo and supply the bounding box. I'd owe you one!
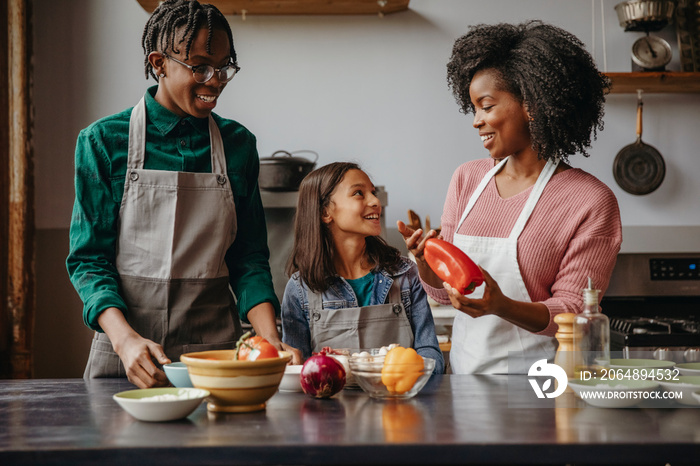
[613,89,665,195]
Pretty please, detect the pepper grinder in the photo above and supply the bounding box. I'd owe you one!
[554,313,577,379]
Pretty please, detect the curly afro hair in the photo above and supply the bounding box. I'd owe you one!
[446,20,611,162]
[142,0,237,82]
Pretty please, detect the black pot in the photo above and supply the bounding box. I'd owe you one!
[259,150,318,191]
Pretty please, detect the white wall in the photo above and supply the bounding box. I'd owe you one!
[34,0,700,232]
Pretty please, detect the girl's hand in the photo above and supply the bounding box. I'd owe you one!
[443,267,510,318]
[396,220,438,259]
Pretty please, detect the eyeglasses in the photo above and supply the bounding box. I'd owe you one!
[162,53,240,83]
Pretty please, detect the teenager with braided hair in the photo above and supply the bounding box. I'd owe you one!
[398,21,622,374]
[68,0,300,388]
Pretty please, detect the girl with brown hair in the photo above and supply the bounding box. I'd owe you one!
[281,162,444,374]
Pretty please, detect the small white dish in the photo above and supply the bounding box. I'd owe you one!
[113,387,209,422]
[692,390,700,404]
[675,362,700,376]
[279,364,303,392]
[609,359,676,370]
[567,378,659,408]
[658,376,700,406]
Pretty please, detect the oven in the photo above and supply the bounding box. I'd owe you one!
[601,227,700,363]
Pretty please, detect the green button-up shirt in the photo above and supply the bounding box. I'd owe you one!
[67,86,279,331]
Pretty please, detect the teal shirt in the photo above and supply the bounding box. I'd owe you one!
[67,86,279,331]
[346,272,375,307]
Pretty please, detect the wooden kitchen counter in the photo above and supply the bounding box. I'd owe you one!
[1,375,699,465]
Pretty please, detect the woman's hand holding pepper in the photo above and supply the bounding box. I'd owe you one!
[443,268,550,333]
[443,267,508,318]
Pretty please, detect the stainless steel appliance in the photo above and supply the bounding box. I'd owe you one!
[602,247,700,362]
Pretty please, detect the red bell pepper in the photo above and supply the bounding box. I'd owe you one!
[423,238,484,295]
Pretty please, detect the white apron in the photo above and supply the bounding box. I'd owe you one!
[450,157,559,374]
[84,98,241,378]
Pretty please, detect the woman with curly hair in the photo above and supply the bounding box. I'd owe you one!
[398,21,622,374]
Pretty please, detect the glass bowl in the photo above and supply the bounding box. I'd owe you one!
[348,355,435,400]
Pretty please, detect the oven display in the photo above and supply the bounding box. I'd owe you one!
[650,258,700,280]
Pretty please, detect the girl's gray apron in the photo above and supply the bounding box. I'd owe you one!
[450,157,559,374]
[307,279,414,351]
[84,98,242,378]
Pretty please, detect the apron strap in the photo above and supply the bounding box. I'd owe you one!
[307,285,323,312]
[456,157,508,232]
[508,158,559,240]
[127,98,147,170]
[388,277,401,305]
[208,116,227,175]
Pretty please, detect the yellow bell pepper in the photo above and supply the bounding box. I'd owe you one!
[381,347,424,394]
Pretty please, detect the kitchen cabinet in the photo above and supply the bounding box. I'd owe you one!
[136,0,410,16]
[605,71,700,93]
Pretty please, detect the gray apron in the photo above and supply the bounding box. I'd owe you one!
[84,98,242,378]
[308,279,414,351]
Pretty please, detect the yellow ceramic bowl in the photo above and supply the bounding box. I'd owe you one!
[180,350,292,413]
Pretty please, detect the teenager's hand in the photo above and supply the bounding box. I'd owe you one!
[247,302,302,364]
[267,338,302,365]
[98,307,171,388]
[115,333,171,388]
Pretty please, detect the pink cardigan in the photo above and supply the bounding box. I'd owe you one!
[424,158,622,337]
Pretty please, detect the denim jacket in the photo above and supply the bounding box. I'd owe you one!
[281,257,445,374]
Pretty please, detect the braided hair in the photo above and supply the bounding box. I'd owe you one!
[141,0,236,82]
[446,20,611,162]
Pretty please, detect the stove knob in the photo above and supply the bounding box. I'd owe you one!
[653,347,673,361]
[684,348,700,363]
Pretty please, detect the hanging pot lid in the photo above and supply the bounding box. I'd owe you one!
[260,150,318,166]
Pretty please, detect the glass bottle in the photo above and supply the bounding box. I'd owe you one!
[573,277,610,379]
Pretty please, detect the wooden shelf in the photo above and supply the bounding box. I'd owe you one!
[605,72,700,94]
[136,0,410,15]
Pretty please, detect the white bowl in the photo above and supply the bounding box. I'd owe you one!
[279,364,303,392]
[675,362,700,376]
[567,378,659,408]
[609,358,676,370]
[692,390,700,404]
[659,376,700,406]
[113,387,209,422]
